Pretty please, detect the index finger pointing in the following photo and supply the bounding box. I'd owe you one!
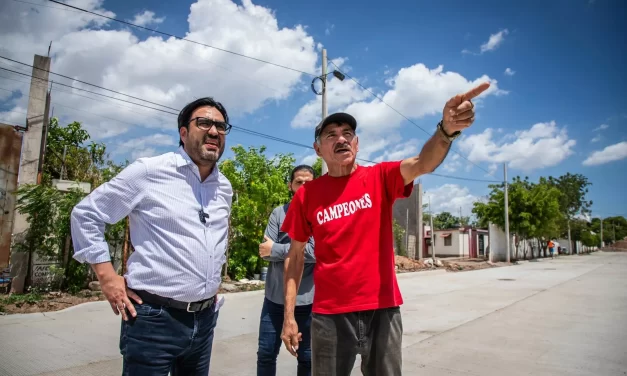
[462,82,491,101]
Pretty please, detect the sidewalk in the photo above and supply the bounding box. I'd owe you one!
[1,253,625,375]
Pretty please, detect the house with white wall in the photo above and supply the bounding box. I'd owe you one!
[427,227,489,258]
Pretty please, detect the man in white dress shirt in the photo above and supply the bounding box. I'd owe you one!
[71,97,233,375]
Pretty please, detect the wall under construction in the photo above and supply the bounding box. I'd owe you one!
[0,124,23,268]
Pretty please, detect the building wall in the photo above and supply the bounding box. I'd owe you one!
[489,223,509,262]
[0,124,23,268]
[433,230,461,257]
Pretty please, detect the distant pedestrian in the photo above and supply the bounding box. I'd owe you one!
[280,82,491,375]
[548,240,555,259]
[257,165,316,376]
[71,97,233,375]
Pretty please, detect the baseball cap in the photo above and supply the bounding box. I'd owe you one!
[314,112,357,140]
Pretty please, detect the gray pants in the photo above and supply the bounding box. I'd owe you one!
[311,306,403,376]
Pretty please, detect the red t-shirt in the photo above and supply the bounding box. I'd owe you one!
[281,161,413,314]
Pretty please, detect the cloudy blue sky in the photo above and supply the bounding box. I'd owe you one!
[0,0,625,218]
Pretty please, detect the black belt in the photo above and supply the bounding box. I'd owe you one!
[133,290,215,313]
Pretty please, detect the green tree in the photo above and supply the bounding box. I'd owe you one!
[43,118,109,187]
[473,176,562,260]
[591,216,627,245]
[312,157,323,177]
[392,219,406,256]
[527,178,563,257]
[433,212,459,229]
[219,145,295,280]
[548,173,592,250]
[15,117,128,292]
[580,229,599,248]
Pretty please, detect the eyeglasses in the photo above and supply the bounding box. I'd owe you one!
[188,117,232,135]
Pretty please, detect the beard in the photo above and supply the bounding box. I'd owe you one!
[193,133,225,163]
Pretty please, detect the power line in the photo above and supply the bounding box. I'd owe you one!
[0,56,179,111]
[428,172,500,183]
[47,0,318,77]
[328,60,495,177]
[0,69,500,184]
[10,0,85,14]
[0,67,180,115]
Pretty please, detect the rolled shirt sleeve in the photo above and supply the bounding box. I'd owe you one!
[70,160,147,264]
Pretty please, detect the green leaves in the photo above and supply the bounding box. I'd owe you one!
[15,118,129,292]
[392,219,406,256]
[219,145,295,280]
[472,176,564,241]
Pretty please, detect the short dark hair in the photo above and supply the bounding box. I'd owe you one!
[177,97,229,147]
[290,164,315,182]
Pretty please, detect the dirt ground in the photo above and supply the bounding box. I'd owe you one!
[395,255,429,272]
[0,290,108,315]
[0,282,265,315]
[442,258,510,272]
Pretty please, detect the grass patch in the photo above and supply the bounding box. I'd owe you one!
[0,292,43,312]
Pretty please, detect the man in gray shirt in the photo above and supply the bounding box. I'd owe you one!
[257,165,316,376]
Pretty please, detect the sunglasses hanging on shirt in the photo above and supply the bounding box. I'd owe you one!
[198,209,209,224]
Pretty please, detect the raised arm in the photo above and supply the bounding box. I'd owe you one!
[400,82,490,185]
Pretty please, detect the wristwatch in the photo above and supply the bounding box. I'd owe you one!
[437,120,461,143]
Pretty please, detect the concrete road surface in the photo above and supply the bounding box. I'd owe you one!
[1,252,626,376]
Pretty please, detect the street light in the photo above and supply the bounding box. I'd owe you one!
[310,69,345,96]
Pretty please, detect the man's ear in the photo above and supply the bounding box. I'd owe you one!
[179,126,188,145]
[313,141,322,157]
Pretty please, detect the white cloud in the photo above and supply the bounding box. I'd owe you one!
[130,10,165,27]
[504,67,515,76]
[442,154,461,173]
[458,121,576,172]
[0,105,28,126]
[300,153,318,166]
[372,138,419,163]
[591,135,601,143]
[480,29,509,53]
[325,24,334,36]
[291,62,504,163]
[292,63,504,132]
[593,124,609,132]
[424,184,479,216]
[582,141,627,166]
[114,133,176,160]
[1,0,318,141]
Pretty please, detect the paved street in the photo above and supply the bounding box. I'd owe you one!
[1,252,626,376]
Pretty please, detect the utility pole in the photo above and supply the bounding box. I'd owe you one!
[11,54,51,293]
[320,49,329,176]
[504,163,510,263]
[613,222,616,243]
[405,208,409,254]
[459,206,463,226]
[600,217,604,248]
[416,182,423,260]
[568,219,573,254]
[429,195,435,262]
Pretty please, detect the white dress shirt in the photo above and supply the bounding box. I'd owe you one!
[71,147,232,303]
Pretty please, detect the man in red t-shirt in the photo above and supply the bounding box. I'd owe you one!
[280,82,491,375]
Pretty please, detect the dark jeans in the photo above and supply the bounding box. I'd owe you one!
[311,307,403,376]
[257,298,312,376]
[119,300,219,376]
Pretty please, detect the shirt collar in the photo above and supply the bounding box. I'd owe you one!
[175,146,221,181]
